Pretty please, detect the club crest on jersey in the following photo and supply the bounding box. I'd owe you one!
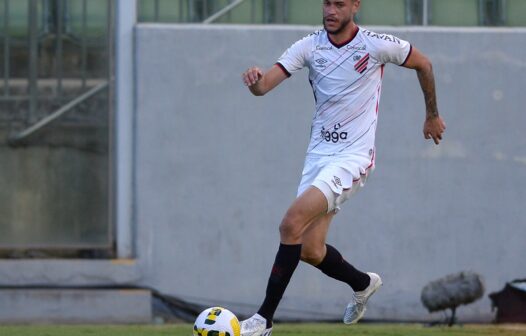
[354,53,369,74]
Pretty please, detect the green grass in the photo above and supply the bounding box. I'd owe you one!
[0,323,525,336]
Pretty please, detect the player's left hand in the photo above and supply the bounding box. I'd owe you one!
[423,115,446,145]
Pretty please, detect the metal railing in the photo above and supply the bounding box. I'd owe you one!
[138,0,294,24]
[137,0,515,26]
[2,0,9,99]
[7,81,108,145]
[0,0,113,253]
[1,0,112,143]
[202,0,246,24]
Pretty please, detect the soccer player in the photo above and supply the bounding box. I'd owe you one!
[240,0,446,335]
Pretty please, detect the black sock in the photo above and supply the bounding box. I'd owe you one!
[315,244,370,292]
[257,243,302,327]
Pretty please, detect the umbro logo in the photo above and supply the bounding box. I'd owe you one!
[315,58,328,65]
[332,176,342,188]
[354,53,369,74]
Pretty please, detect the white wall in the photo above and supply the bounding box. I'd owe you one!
[134,25,526,322]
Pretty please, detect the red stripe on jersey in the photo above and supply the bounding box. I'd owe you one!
[354,53,369,69]
[356,63,368,73]
[375,65,385,115]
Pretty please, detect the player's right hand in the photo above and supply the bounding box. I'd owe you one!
[423,115,446,145]
[242,67,263,87]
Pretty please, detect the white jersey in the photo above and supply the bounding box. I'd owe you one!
[277,27,412,162]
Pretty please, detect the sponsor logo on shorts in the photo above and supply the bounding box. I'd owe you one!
[321,123,348,143]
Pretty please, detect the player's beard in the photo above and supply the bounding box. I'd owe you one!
[323,15,352,35]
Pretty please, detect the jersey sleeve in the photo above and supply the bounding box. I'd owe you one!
[276,35,313,77]
[369,34,412,66]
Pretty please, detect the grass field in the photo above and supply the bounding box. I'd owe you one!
[1,323,526,336]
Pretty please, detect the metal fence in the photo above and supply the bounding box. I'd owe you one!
[0,0,111,139]
[0,0,113,254]
[137,0,523,26]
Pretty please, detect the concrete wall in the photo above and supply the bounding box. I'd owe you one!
[134,25,526,322]
[0,289,151,324]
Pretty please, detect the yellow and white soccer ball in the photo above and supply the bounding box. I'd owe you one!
[193,307,240,336]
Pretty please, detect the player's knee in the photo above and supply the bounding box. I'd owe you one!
[300,245,325,265]
[279,212,304,242]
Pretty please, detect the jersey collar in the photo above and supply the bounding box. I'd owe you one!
[327,25,359,49]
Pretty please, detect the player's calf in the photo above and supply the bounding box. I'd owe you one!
[300,244,326,265]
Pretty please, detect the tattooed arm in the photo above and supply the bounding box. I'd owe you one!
[403,47,446,145]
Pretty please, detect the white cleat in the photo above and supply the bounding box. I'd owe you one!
[240,313,272,336]
[343,272,383,324]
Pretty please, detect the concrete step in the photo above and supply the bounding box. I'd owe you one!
[0,288,152,324]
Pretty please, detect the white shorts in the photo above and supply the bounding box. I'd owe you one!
[297,152,375,213]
